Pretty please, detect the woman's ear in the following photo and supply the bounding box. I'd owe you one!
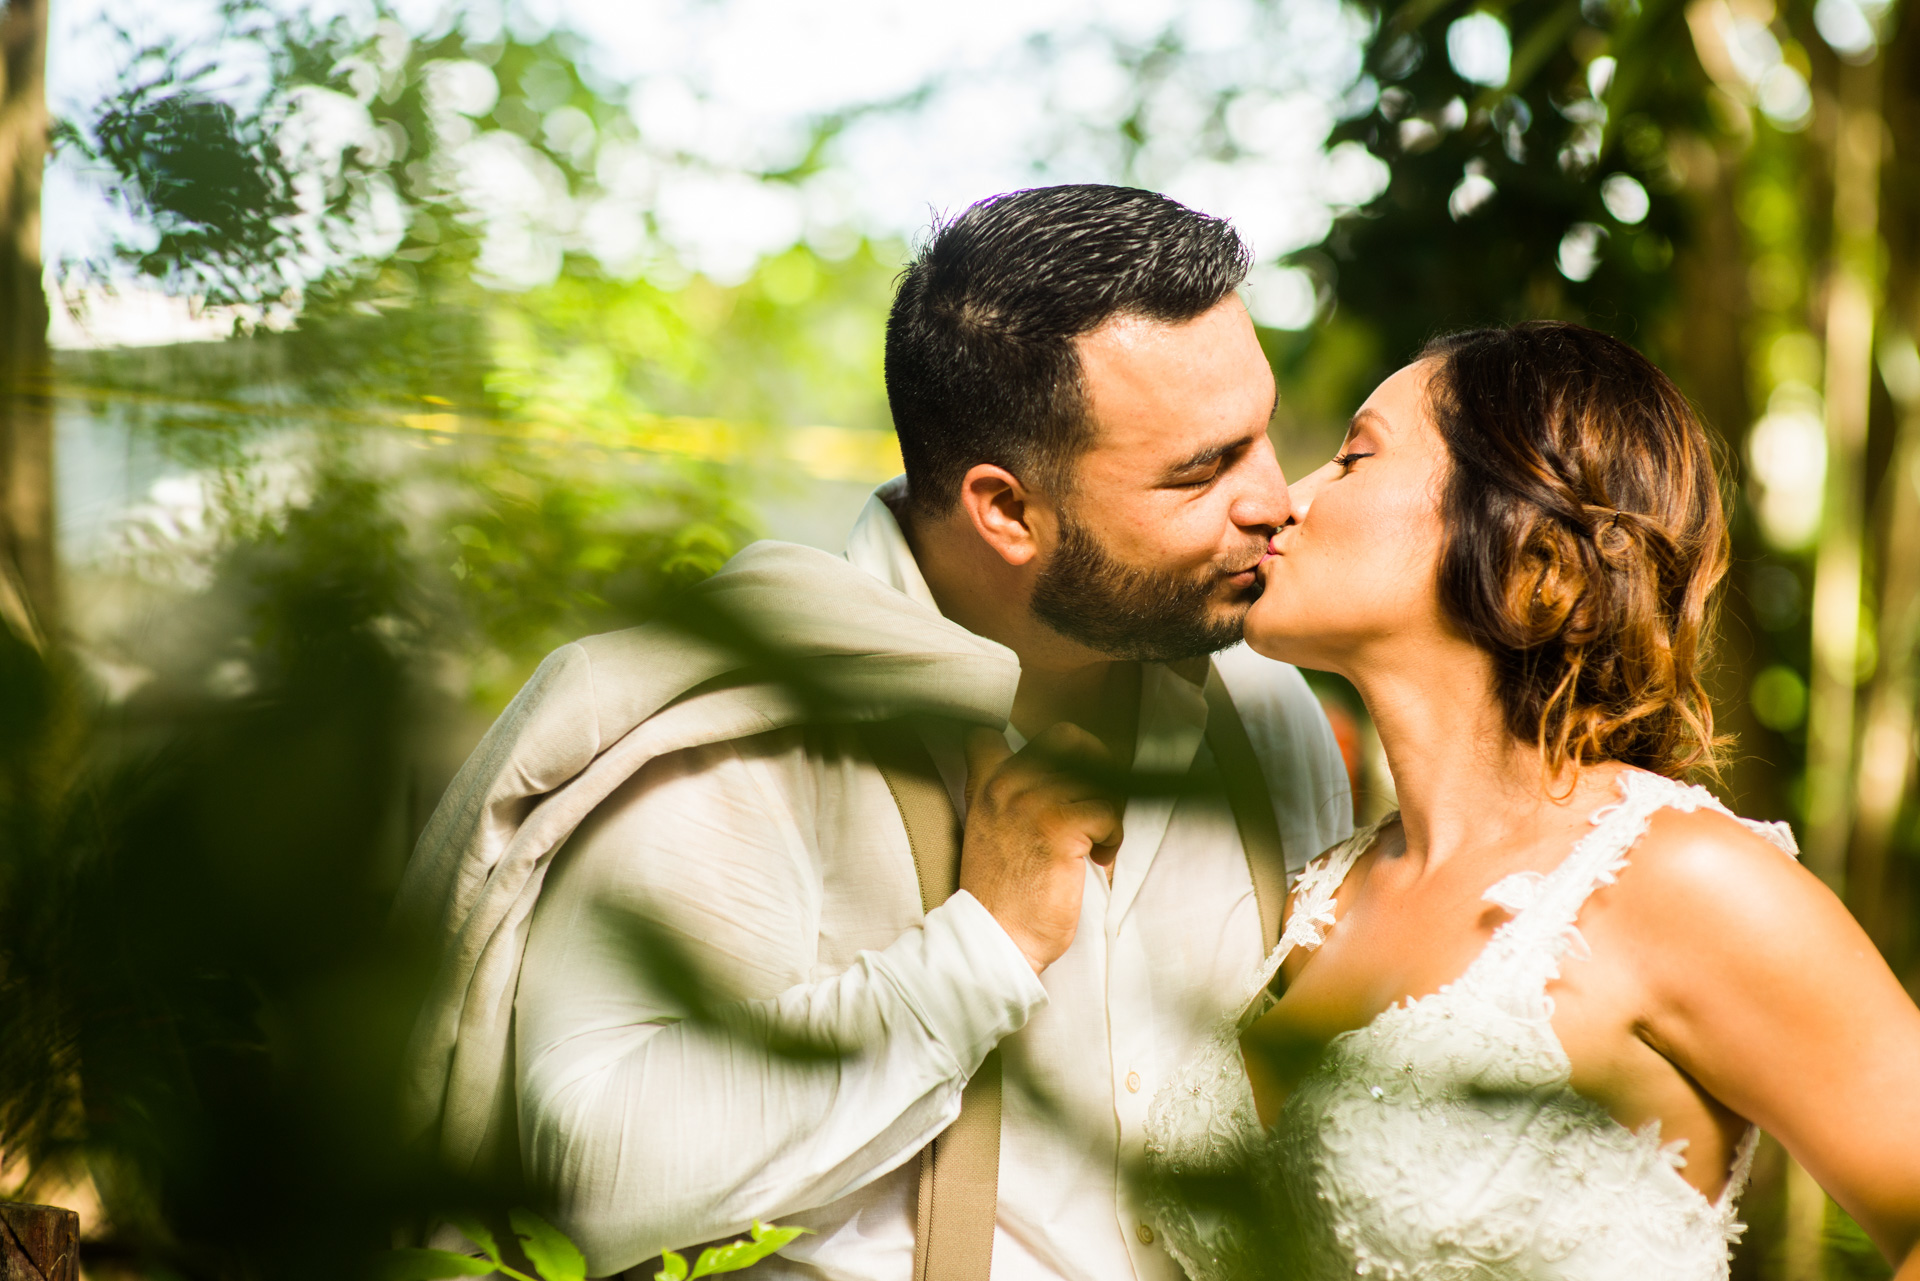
[957,463,1046,567]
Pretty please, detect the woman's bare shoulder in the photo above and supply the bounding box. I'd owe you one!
[1623,802,1809,902]
[1601,799,1860,990]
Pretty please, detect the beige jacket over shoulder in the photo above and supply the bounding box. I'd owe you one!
[397,486,1353,1281]
[392,534,1022,1176]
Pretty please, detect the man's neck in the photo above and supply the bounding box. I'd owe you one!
[1009,658,1140,770]
[902,504,1141,766]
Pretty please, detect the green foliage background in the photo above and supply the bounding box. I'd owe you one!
[2,0,1916,1277]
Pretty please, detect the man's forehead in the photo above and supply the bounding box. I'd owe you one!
[1074,300,1247,365]
[1074,303,1274,456]
[1076,308,1175,354]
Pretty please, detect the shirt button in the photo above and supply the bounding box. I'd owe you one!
[1136,1223,1156,1246]
[1126,1071,1142,1093]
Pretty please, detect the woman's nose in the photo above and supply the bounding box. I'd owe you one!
[1287,468,1326,521]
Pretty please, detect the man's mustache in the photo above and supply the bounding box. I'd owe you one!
[1217,541,1271,579]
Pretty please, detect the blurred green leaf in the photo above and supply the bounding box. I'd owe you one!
[444,1215,502,1265]
[375,1249,499,1280]
[510,1208,588,1281]
[655,1249,689,1281]
[689,1221,812,1277]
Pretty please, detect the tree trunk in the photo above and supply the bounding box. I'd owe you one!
[1783,42,1891,1281]
[0,0,51,645]
[0,1202,78,1281]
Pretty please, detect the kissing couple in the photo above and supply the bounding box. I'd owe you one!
[394,186,1920,1280]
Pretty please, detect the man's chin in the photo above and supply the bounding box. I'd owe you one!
[1141,602,1251,663]
[1214,578,1261,616]
[1204,610,1251,652]
[1029,527,1262,661]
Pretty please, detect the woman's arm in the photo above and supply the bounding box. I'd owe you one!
[1626,807,1920,1271]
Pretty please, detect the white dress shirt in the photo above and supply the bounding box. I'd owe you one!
[514,483,1352,1280]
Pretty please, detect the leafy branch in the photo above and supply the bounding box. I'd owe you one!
[654,1220,811,1280]
[377,1211,808,1281]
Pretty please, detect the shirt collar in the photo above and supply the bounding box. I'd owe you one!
[845,475,942,614]
[843,476,1211,772]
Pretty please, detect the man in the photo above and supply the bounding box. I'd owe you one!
[396,185,1351,1281]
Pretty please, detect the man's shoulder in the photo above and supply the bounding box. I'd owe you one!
[1210,644,1322,727]
[1208,644,1354,864]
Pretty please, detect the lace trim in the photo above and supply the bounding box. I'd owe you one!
[1282,818,1386,950]
[1457,769,1801,1023]
[1142,771,1791,1280]
[1230,816,1395,1029]
[1451,768,1798,1221]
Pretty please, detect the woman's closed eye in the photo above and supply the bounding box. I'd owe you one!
[1331,450,1375,471]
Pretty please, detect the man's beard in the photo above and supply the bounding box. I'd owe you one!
[1029,507,1262,662]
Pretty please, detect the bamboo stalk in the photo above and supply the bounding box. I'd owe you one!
[1804,54,1884,895]
[1851,329,1920,947]
[1788,45,1887,1281]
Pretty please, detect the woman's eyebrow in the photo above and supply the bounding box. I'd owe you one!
[1348,407,1390,437]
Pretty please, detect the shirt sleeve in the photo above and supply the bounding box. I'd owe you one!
[513,730,1046,1276]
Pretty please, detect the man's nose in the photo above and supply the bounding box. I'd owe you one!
[1230,442,1295,532]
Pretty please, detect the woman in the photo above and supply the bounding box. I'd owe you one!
[1144,322,1920,1279]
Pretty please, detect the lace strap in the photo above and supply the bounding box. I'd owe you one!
[1282,814,1393,949]
[1460,771,1756,1014]
[1232,815,1394,1025]
[1718,1126,1762,1214]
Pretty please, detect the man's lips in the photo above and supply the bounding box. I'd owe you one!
[1235,547,1278,573]
[1220,543,1276,589]
[1245,543,1282,585]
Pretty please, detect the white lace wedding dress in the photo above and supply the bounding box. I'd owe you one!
[1143,770,1800,1281]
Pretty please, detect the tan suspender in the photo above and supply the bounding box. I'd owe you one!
[861,661,1287,1281]
[1201,664,1291,953]
[860,719,1002,1281]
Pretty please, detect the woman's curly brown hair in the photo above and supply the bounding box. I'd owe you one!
[1421,321,1730,780]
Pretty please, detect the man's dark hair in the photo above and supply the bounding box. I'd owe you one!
[884,184,1251,519]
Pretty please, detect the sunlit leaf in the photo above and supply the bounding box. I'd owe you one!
[510,1207,587,1281]
[655,1249,689,1281]
[688,1222,811,1277]
[445,1214,502,1265]
[750,1221,811,1252]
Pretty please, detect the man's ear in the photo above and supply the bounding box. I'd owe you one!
[957,463,1049,568]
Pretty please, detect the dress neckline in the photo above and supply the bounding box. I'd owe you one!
[1282,766,1672,992]
[1282,768,1765,1215]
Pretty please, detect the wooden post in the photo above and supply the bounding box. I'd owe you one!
[0,0,52,642]
[0,1202,78,1281]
